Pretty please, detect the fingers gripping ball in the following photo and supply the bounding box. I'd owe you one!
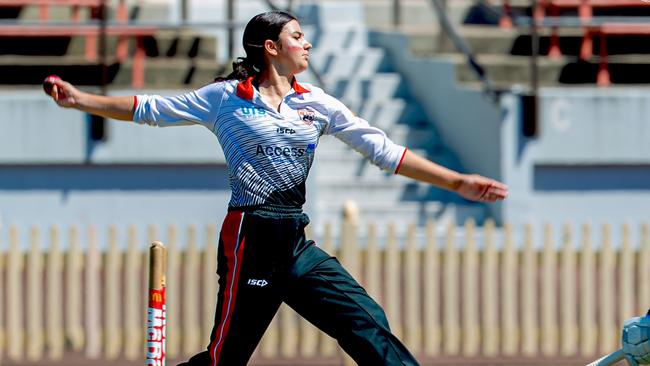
[42,75,61,96]
[622,316,650,365]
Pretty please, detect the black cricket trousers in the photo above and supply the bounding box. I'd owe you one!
[178,207,419,366]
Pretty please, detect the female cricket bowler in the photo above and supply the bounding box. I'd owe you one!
[44,10,508,365]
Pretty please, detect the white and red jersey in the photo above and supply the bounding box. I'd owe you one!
[133,77,407,209]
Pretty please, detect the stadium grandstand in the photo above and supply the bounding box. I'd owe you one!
[1,0,650,365]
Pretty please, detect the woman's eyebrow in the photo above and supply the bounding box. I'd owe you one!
[291,31,304,37]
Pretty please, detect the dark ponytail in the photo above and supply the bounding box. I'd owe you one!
[216,10,297,82]
[221,57,257,81]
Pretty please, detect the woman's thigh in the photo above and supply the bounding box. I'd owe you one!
[284,252,419,366]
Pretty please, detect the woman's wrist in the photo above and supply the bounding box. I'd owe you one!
[73,90,92,112]
[448,172,464,192]
[78,92,109,116]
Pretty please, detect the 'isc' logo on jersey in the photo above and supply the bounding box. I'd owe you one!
[277,127,296,135]
[241,106,266,118]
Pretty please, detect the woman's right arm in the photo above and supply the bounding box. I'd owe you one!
[45,76,134,121]
[46,76,226,128]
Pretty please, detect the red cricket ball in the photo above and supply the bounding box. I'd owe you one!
[42,75,61,96]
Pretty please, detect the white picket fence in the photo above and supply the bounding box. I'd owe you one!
[0,218,649,364]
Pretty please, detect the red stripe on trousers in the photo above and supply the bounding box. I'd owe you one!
[209,211,245,366]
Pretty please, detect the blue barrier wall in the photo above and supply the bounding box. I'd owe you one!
[502,89,650,234]
[0,90,232,244]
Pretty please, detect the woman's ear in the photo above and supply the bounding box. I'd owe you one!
[264,39,279,56]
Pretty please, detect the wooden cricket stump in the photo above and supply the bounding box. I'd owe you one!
[147,241,167,366]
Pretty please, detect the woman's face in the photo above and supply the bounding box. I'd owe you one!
[272,19,312,75]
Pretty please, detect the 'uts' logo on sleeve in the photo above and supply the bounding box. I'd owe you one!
[297,109,315,125]
[241,106,266,118]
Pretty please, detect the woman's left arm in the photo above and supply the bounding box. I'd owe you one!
[324,97,508,203]
[397,149,508,203]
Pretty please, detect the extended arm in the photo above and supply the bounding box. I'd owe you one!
[44,76,224,127]
[397,150,508,203]
[326,97,508,204]
[44,76,134,121]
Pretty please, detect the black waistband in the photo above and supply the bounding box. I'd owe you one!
[228,204,304,217]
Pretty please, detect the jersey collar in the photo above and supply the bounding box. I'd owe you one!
[292,78,311,94]
[236,76,310,101]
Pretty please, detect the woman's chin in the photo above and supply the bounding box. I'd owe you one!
[296,64,309,74]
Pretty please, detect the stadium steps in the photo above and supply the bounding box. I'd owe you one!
[397,3,650,88]
[299,1,482,228]
[0,55,121,85]
[11,0,170,22]
[409,28,516,56]
[0,55,220,88]
[404,25,575,88]
[113,58,221,88]
[360,0,476,30]
[442,52,567,86]
[64,30,217,59]
[0,31,216,59]
[0,0,219,88]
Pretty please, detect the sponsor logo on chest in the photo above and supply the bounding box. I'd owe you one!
[254,141,316,158]
[256,144,306,157]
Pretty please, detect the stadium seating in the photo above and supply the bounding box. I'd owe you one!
[0,0,220,88]
[500,0,650,86]
[539,0,650,60]
[0,24,156,87]
[0,0,130,68]
[582,22,650,85]
[0,0,106,22]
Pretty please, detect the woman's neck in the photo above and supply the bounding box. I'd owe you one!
[255,68,295,112]
[257,68,293,99]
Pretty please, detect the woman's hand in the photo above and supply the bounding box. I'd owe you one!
[43,75,84,108]
[42,75,135,121]
[456,174,508,202]
[396,150,509,203]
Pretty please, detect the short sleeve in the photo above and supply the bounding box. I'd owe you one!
[325,98,407,173]
[133,82,227,129]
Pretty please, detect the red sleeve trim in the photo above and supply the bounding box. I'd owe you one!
[133,95,138,111]
[394,148,408,174]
